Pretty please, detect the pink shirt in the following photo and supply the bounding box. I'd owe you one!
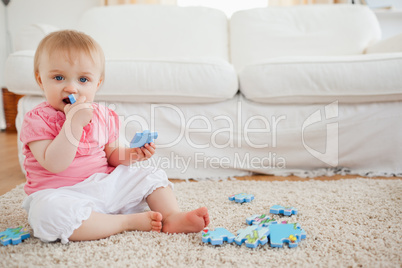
[20,102,120,195]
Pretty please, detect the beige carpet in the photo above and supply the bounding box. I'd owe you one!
[1,178,401,267]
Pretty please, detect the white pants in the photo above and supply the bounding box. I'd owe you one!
[22,165,173,244]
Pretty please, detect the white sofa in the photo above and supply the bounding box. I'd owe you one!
[5,4,402,179]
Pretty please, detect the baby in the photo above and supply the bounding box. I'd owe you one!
[20,30,209,244]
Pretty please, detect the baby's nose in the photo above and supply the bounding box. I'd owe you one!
[64,83,78,93]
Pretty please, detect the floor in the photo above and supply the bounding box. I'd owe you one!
[0,131,26,195]
[1,131,399,196]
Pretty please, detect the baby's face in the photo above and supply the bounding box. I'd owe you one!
[36,49,103,112]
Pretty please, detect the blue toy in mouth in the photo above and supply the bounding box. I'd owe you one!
[63,94,77,104]
[68,94,77,104]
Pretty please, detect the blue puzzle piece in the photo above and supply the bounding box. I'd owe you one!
[269,223,306,248]
[300,227,307,240]
[270,205,298,216]
[130,130,158,148]
[0,226,30,246]
[246,214,279,227]
[68,94,77,104]
[202,228,235,245]
[229,193,254,203]
[235,225,269,248]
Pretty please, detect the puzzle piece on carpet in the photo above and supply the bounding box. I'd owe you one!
[130,130,158,148]
[235,225,269,248]
[246,214,275,227]
[202,228,235,245]
[269,223,306,248]
[246,214,287,227]
[0,226,30,246]
[269,205,298,216]
[229,193,254,203]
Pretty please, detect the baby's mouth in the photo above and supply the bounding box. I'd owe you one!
[62,97,71,104]
[62,94,77,104]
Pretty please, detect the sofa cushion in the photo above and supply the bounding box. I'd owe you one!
[100,57,238,103]
[239,53,402,104]
[366,33,402,54]
[230,5,381,72]
[14,24,59,51]
[77,5,229,61]
[5,51,238,103]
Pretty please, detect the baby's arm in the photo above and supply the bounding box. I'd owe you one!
[105,140,155,167]
[28,97,93,173]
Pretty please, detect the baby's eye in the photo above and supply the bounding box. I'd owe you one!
[79,77,88,83]
[54,76,64,81]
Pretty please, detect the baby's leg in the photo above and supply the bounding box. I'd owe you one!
[146,186,210,234]
[24,188,163,243]
[69,211,162,241]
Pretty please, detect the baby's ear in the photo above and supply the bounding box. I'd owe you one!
[96,77,104,90]
[35,72,44,90]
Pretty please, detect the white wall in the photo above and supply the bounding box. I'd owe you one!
[375,10,402,39]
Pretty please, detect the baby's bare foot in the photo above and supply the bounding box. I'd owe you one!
[127,211,162,232]
[162,207,210,234]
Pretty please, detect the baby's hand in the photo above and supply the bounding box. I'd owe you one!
[64,96,94,128]
[130,143,156,163]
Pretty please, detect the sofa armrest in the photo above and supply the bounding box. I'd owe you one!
[365,33,402,54]
[14,23,59,51]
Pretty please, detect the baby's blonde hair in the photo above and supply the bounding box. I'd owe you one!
[34,30,105,80]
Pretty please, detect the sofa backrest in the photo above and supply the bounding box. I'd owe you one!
[230,5,381,72]
[77,5,229,61]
